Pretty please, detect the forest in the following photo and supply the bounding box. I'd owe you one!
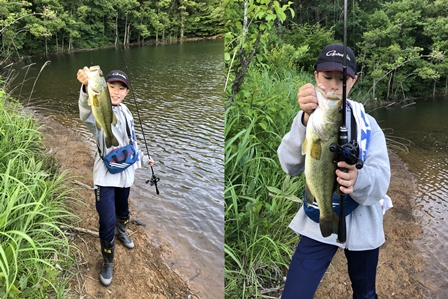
[0,0,224,59]
[224,0,448,298]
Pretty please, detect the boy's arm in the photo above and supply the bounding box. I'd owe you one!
[277,110,307,177]
[351,115,391,205]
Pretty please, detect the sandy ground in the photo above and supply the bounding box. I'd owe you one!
[38,112,428,299]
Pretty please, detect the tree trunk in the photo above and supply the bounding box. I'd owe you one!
[123,14,128,45]
[55,32,58,53]
[228,0,268,104]
[115,14,119,46]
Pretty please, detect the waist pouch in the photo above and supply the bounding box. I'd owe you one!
[97,109,138,174]
[303,192,359,223]
[101,143,138,174]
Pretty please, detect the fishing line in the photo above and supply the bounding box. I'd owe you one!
[119,46,160,195]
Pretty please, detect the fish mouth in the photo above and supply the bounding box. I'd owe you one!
[90,85,106,94]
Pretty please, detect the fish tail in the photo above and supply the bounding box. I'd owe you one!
[319,211,339,238]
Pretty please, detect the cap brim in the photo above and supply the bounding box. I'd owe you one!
[107,79,129,88]
[316,62,355,78]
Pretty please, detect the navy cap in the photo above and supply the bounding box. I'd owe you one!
[106,70,129,89]
[314,44,357,78]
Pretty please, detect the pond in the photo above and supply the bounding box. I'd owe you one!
[370,96,448,297]
[9,39,224,296]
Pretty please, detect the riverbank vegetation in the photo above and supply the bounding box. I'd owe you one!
[224,0,448,297]
[0,0,224,59]
[0,93,76,298]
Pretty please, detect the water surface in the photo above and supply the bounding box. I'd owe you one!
[371,96,448,296]
[10,40,224,296]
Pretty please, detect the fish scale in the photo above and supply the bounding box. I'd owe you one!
[302,86,343,237]
[84,65,119,148]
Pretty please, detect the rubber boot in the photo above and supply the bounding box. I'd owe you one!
[115,217,135,249]
[100,238,114,286]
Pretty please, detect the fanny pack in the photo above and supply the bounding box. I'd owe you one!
[303,192,359,223]
[97,111,139,174]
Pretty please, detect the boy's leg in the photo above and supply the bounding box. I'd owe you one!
[114,187,134,248]
[114,187,130,219]
[94,186,116,286]
[95,186,116,242]
[281,236,338,299]
[344,247,379,299]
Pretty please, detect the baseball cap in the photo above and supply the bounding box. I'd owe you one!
[106,70,129,89]
[314,44,357,78]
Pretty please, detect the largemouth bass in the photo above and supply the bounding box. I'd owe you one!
[302,86,343,237]
[83,65,119,148]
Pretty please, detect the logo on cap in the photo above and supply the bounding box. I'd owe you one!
[326,50,352,61]
[112,72,127,80]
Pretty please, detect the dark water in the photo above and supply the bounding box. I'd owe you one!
[370,96,448,297]
[9,40,224,296]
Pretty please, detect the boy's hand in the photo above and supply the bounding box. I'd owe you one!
[335,161,358,195]
[297,83,325,125]
[77,68,89,86]
[149,157,155,167]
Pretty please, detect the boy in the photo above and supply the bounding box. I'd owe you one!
[76,68,154,286]
[278,44,391,299]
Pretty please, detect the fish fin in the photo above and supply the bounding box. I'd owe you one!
[92,95,100,107]
[319,211,339,238]
[302,139,308,155]
[112,112,117,126]
[335,184,342,197]
[105,136,112,148]
[111,134,119,147]
[304,183,315,205]
[309,141,321,160]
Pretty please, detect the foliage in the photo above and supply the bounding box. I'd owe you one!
[276,22,336,73]
[0,94,77,298]
[224,56,313,296]
[279,0,448,102]
[224,0,294,103]
[0,0,224,59]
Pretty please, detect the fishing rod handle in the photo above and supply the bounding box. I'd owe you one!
[337,194,347,243]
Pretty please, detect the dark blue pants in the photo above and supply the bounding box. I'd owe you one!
[282,236,379,299]
[94,186,131,242]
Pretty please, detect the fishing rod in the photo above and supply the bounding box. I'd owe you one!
[119,46,160,195]
[329,0,363,243]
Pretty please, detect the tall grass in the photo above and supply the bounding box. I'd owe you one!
[224,65,313,298]
[0,93,76,298]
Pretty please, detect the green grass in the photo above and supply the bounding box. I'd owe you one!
[0,93,77,298]
[224,67,313,298]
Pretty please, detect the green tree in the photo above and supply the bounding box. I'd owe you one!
[225,0,294,104]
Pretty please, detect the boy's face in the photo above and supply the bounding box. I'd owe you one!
[314,71,357,97]
[107,81,129,105]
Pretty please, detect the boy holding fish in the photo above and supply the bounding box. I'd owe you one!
[76,67,154,286]
[278,44,391,299]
